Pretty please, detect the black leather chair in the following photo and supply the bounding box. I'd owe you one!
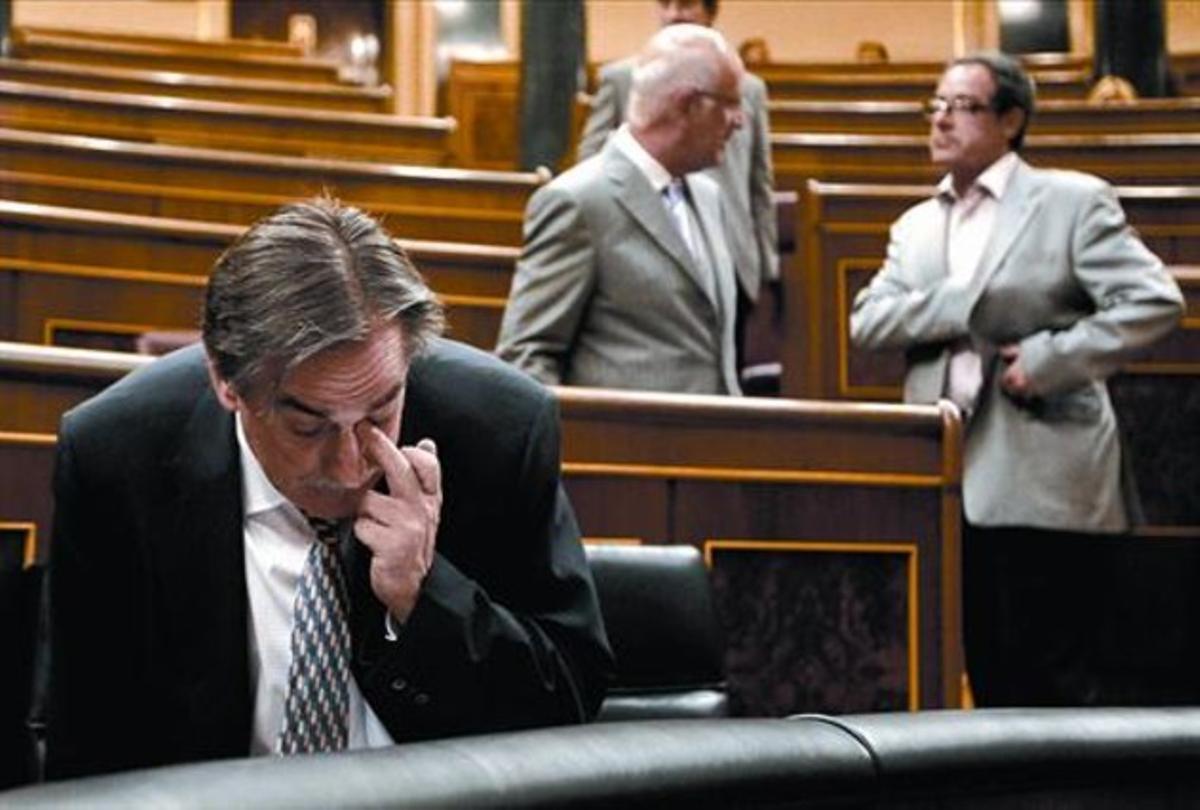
[584,543,729,721]
[0,542,44,789]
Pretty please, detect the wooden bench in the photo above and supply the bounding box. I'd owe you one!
[0,201,516,352]
[769,97,1200,136]
[772,132,1200,191]
[13,25,307,59]
[759,67,1091,102]
[0,127,539,245]
[0,58,392,114]
[753,53,1091,77]
[9,27,345,85]
[0,341,964,716]
[0,80,454,165]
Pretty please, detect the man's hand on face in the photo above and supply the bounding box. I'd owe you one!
[355,423,442,623]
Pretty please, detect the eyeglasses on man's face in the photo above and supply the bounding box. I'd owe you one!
[923,95,995,119]
[694,88,742,113]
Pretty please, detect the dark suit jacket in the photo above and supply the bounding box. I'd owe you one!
[46,339,612,779]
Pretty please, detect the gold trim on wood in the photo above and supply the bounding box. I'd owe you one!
[1,521,38,570]
[0,431,57,447]
[438,293,507,310]
[703,538,921,711]
[836,257,902,400]
[582,537,644,546]
[562,462,943,489]
[43,317,169,347]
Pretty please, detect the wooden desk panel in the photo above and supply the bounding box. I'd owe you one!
[770,97,1200,136]
[0,58,392,114]
[10,28,344,84]
[0,203,514,357]
[14,26,307,59]
[0,128,533,244]
[0,81,453,165]
[772,133,1200,192]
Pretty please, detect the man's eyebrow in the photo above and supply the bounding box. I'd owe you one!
[276,383,404,419]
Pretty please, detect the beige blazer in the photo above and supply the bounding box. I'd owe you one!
[851,157,1183,532]
[577,58,779,300]
[496,141,741,395]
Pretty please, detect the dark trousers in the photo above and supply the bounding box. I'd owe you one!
[962,522,1117,707]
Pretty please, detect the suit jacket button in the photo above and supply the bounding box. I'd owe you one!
[413,692,430,707]
[390,677,408,693]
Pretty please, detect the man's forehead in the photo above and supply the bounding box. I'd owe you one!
[938,63,994,97]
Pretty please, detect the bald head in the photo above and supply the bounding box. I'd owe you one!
[626,24,744,175]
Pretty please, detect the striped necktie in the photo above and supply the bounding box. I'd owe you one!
[277,515,352,754]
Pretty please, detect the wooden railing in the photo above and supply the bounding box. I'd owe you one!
[771,132,1200,192]
[0,81,454,165]
[0,201,516,353]
[0,127,540,245]
[0,58,392,114]
[9,27,345,84]
[769,97,1200,136]
[12,25,308,59]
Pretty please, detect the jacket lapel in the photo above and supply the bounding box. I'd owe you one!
[158,380,252,755]
[604,144,717,305]
[689,178,728,316]
[970,158,1041,300]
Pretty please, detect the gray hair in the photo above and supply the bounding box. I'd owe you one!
[202,197,445,396]
[627,24,736,128]
[951,50,1037,150]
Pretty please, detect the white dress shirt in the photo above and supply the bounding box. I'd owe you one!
[237,415,394,755]
[939,151,1020,414]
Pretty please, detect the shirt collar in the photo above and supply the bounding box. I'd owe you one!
[236,412,291,518]
[937,150,1020,202]
[611,123,675,194]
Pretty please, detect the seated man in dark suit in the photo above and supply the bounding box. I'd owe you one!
[46,198,612,779]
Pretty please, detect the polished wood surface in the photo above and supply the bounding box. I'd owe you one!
[760,67,1090,102]
[0,80,454,165]
[0,58,392,114]
[770,97,1200,136]
[0,127,538,245]
[772,132,1200,192]
[10,27,344,84]
[13,25,306,59]
[0,342,964,714]
[0,201,514,352]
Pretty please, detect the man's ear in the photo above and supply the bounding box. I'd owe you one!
[205,355,240,412]
[1000,106,1025,144]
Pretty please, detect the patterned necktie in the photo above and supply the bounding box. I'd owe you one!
[277,515,352,754]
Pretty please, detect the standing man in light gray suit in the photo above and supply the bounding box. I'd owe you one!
[577,0,778,362]
[851,52,1184,707]
[496,24,744,395]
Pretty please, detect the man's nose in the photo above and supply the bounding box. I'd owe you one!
[729,104,745,130]
[326,427,367,486]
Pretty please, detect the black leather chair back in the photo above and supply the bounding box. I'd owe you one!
[584,543,728,720]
